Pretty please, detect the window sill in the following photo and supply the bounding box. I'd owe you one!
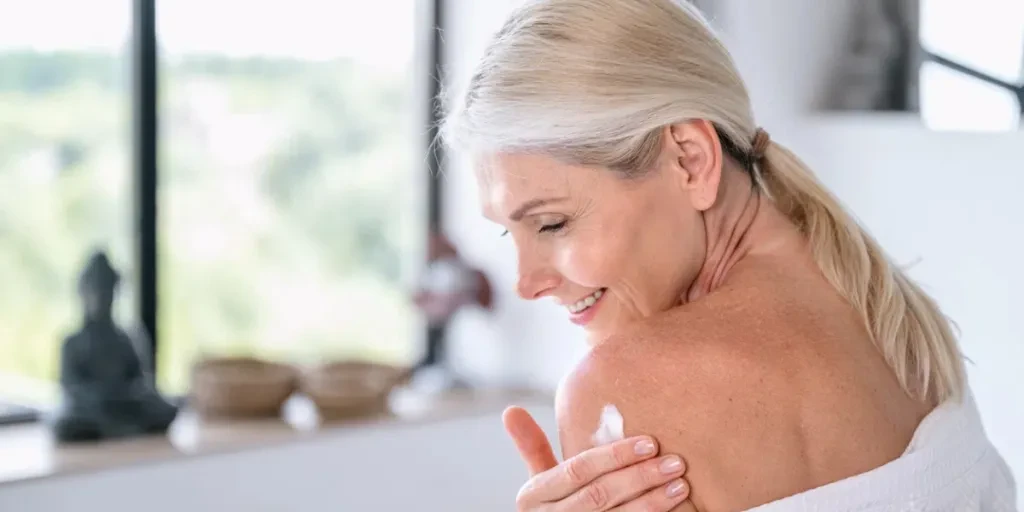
[0,386,551,487]
[0,408,38,427]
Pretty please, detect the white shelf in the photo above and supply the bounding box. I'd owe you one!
[0,387,549,487]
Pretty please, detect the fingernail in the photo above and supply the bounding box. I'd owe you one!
[666,479,687,498]
[659,456,683,474]
[634,438,656,456]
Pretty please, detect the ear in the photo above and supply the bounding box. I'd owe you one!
[665,120,724,211]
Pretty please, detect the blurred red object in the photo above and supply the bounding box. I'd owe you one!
[413,232,492,326]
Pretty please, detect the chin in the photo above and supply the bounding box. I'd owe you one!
[579,307,625,342]
[569,289,647,340]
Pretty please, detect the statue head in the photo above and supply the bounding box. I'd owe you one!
[78,251,119,321]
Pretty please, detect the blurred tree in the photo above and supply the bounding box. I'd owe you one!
[0,50,419,398]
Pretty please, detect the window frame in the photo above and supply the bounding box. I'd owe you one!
[922,49,1024,116]
[0,0,445,426]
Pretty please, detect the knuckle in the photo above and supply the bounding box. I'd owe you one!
[612,442,634,466]
[515,480,536,509]
[515,494,527,510]
[633,496,663,512]
[619,488,670,512]
[579,482,610,510]
[515,487,528,506]
[637,460,662,487]
[564,456,591,487]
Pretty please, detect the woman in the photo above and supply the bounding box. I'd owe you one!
[441,0,1017,510]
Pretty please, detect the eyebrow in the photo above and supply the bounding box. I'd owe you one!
[508,197,568,221]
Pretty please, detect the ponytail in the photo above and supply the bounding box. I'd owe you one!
[757,140,965,405]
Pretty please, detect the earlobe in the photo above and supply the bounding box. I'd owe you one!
[689,155,721,211]
[692,181,719,211]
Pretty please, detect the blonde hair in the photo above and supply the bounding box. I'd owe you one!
[441,0,965,404]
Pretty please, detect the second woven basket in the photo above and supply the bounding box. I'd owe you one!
[299,361,411,421]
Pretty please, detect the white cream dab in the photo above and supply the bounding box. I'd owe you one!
[591,403,625,446]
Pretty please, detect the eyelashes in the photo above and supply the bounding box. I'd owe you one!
[539,220,567,233]
[499,220,568,237]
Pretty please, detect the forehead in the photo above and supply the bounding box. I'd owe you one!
[476,152,593,218]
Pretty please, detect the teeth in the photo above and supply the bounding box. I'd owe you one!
[568,289,604,314]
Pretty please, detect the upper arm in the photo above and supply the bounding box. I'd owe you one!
[555,340,777,512]
[555,344,714,511]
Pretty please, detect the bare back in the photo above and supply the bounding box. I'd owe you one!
[556,254,932,511]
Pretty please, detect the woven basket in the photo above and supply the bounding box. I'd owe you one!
[190,357,298,419]
[299,361,411,421]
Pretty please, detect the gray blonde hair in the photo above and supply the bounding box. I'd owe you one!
[441,0,965,405]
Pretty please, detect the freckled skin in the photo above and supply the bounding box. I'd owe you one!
[480,122,931,511]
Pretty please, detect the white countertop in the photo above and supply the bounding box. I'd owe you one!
[0,386,551,486]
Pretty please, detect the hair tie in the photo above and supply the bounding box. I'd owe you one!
[751,128,771,160]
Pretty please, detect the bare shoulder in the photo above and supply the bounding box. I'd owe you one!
[556,302,755,451]
[556,302,784,511]
[556,259,928,511]
[556,269,793,452]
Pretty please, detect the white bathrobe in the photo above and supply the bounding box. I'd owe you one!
[594,394,1018,511]
[746,393,1017,511]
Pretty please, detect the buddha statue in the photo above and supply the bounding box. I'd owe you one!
[50,251,178,442]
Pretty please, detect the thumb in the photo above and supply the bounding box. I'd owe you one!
[503,406,559,476]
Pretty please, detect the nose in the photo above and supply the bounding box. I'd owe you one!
[515,246,560,300]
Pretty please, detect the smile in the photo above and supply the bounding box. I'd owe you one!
[567,288,606,314]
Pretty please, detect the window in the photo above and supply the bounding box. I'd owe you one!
[155,0,425,393]
[0,0,436,421]
[919,0,1024,131]
[0,1,135,413]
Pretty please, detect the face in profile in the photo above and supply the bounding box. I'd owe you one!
[478,123,721,340]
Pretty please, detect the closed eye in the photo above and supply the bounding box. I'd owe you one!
[540,220,567,233]
[500,220,567,237]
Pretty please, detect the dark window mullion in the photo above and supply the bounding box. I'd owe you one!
[428,0,445,230]
[133,0,159,382]
[923,49,1024,115]
[420,0,449,371]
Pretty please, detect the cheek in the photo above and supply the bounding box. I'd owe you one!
[551,229,632,287]
[566,203,704,301]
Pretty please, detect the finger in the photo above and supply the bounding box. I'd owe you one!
[558,455,687,511]
[519,435,661,504]
[504,406,559,475]
[610,478,690,512]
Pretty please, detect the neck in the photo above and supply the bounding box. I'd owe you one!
[683,168,768,303]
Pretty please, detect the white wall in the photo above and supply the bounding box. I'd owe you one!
[440,0,1023,498]
[0,404,557,511]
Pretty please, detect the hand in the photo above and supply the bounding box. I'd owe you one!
[504,406,690,511]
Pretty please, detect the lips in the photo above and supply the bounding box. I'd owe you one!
[566,288,607,326]
[566,288,606,314]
